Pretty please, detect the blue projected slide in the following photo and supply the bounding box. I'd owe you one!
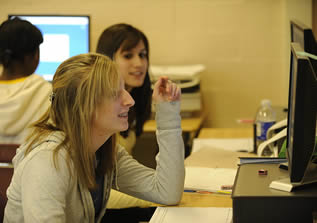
[9,15,90,81]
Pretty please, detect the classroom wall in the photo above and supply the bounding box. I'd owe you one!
[0,0,312,127]
[313,0,317,38]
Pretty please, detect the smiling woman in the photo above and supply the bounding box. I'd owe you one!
[91,77,135,152]
[3,52,185,223]
[96,23,152,155]
[114,40,148,91]
[96,24,156,221]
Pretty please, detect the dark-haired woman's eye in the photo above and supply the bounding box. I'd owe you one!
[123,53,133,59]
[139,52,147,59]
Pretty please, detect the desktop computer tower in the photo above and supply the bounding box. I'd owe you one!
[232,163,317,223]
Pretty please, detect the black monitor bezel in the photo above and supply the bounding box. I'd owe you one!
[286,42,317,184]
[290,20,317,55]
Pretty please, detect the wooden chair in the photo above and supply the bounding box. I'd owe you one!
[0,144,18,222]
[0,164,13,222]
[0,144,19,163]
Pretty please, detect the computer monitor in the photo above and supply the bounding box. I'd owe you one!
[8,15,90,81]
[286,42,317,187]
[290,20,317,55]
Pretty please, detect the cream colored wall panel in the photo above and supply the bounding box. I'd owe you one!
[0,0,312,127]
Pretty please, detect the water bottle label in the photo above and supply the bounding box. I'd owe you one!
[256,121,275,140]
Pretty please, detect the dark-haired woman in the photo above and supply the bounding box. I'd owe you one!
[96,23,152,155]
[96,23,160,222]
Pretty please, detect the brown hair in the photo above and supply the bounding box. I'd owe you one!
[96,23,152,137]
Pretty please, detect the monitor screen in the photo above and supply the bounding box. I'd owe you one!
[8,15,90,81]
[286,42,317,184]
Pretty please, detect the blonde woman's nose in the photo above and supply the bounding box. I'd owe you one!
[123,89,135,107]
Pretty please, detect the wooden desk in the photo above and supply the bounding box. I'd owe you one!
[143,111,207,157]
[177,128,256,208]
[178,192,232,207]
[143,112,206,138]
[198,127,253,139]
[143,114,206,133]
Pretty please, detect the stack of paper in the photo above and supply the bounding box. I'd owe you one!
[192,138,253,153]
[184,166,237,193]
[149,207,232,223]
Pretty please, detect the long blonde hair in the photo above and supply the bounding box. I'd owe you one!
[25,53,120,190]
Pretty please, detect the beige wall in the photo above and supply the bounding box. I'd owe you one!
[0,0,312,127]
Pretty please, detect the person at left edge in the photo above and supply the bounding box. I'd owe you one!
[4,53,185,222]
[0,17,51,144]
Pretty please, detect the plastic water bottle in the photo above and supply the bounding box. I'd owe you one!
[255,99,276,156]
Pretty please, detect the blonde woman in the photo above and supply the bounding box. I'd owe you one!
[4,53,184,222]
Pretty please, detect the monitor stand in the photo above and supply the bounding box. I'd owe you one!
[269,162,315,192]
[268,162,293,192]
[269,177,297,192]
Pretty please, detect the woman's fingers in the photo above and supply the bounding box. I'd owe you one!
[153,76,181,102]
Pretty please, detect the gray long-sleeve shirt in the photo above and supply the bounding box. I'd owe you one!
[4,101,185,223]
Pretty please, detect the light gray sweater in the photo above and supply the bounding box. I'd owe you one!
[4,101,185,223]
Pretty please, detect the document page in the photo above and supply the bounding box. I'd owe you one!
[192,138,253,153]
[149,207,232,223]
[184,167,236,193]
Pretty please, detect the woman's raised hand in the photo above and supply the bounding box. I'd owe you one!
[152,76,181,103]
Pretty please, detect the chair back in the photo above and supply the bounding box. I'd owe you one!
[0,164,13,223]
[0,144,19,163]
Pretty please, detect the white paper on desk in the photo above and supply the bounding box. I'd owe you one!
[150,207,232,223]
[192,138,253,153]
[185,167,237,192]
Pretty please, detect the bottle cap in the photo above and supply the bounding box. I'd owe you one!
[261,99,271,107]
